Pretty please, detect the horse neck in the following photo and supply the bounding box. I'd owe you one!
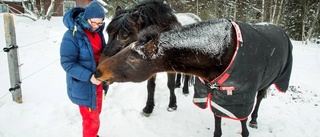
[157,19,236,80]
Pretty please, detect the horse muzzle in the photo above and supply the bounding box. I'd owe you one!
[94,69,114,85]
[94,69,103,79]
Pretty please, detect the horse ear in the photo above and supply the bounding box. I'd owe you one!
[132,7,143,24]
[115,6,122,16]
[144,40,158,58]
[144,34,160,59]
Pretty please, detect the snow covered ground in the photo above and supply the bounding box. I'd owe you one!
[0,14,319,137]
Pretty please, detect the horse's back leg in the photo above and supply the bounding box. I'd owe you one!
[213,115,222,137]
[175,73,182,88]
[167,73,177,111]
[240,118,249,137]
[249,88,268,128]
[182,75,190,95]
[141,75,157,117]
[213,115,249,137]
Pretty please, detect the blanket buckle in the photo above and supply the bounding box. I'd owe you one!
[208,82,219,90]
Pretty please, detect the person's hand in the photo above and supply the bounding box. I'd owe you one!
[90,75,102,85]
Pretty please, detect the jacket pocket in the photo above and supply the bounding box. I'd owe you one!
[71,79,90,99]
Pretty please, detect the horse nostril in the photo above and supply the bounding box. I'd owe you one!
[94,69,102,78]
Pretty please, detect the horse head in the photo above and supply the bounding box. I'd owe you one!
[96,26,162,84]
[99,6,144,63]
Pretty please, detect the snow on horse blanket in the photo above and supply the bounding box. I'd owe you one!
[193,20,293,120]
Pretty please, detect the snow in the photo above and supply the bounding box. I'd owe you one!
[175,13,201,25]
[1,14,320,137]
[96,0,109,14]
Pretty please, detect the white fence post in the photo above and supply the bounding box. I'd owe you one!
[3,13,23,103]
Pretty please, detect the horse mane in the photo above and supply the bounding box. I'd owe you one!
[106,9,136,35]
[137,25,161,45]
[133,1,181,31]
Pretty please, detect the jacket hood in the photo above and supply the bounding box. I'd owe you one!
[63,7,84,30]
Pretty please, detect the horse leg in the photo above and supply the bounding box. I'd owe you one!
[141,75,156,117]
[175,73,182,88]
[240,118,249,137]
[249,88,268,128]
[213,115,222,137]
[167,73,177,111]
[182,75,190,95]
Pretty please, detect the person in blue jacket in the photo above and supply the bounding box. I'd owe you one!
[60,1,108,137]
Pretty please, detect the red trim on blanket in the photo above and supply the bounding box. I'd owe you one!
[214,114,249,121]
[217,73,230,85]
[274,84,287,93]
[199,21,242,85]
[220,86,235,91]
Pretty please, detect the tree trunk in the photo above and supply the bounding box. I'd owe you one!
[306,2,320,44]
[236,0,247,22]
[31,0,40,18]
[301,0,307,44]
[261,0,264,21]
[21,1,38,20]
[275,0,284,25]
[46,0,55,20]
[196,0,199,16]
[40,0,46,19]
[263,0,271,22]
[271,0,278,23]
[233,0,238,21]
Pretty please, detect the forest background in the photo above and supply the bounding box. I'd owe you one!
[2,0,320,43]
[103,0,320,43]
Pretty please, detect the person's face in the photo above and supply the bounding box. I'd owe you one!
[88,18,104,31]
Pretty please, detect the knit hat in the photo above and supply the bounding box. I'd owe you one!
[83,1,105,19]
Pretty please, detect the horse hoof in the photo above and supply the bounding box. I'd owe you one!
[140,111,151,117]
[182,89,189,95]
[249,123,258,129]
[167,106,177,112]
[175,82,181,88]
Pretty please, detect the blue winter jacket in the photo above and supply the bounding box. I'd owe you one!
[60,7,108,110]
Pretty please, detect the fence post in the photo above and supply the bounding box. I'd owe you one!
[3,13,23,103]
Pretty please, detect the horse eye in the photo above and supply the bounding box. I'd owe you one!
[128,56,136,61]
[123,34,129,39]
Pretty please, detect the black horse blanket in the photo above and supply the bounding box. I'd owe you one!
[193,20,293,120]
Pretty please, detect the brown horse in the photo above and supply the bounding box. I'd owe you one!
[101,1,200,117]
[95,19,293,137]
